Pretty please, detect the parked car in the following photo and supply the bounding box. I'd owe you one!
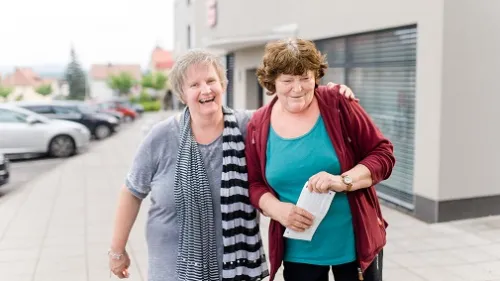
[118,100,144,116]
[0,153,9,187]
[0,104,91,158]
[17,101,120,140]
[87,103,124,123]
[95,100,137,122]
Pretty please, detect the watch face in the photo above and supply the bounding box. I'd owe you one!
[343,176,353,184]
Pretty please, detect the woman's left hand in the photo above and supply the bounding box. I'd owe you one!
[307,171,346,193]
[327,82,359,101]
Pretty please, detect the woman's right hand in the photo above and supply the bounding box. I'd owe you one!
[109,250,131,279]
[275,202,314,232]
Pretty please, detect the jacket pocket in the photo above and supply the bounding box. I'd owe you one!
[354,190,386,260]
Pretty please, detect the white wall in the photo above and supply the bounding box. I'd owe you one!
[232,47,265,110]
[438,0,500,200]
[173,0,195,57]
[90,80,114,100]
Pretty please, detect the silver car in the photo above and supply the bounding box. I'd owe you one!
[0,104,91,158]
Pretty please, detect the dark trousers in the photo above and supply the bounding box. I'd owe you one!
[283,250,383,281]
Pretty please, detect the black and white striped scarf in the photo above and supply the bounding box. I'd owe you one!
[174,106,269,281]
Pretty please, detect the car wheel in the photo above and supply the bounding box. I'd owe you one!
[124,116,133,122]
[49,135,75,158]
[95,124,111,139]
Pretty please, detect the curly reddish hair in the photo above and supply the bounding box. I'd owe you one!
[256,38,328,95]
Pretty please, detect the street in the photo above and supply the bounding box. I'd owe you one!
[1,111,500,281]
[0,157,65,199]
[0,120,141,199]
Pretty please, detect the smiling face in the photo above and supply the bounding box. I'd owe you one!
[181,62,224,117]
[274,70,317,113]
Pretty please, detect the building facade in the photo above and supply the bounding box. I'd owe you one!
[0,68,67,102]
[89,64,142,100]
[174,0,500,223]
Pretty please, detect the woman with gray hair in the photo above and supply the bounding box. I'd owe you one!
[108,49,356,281]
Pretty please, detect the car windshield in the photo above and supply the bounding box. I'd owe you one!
[77,104,98,114]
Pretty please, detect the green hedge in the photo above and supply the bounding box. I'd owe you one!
[141,100,161,112]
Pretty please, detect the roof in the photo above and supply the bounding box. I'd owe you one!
[151,47,174,70]
[0,68,56,88]
[89,64,142,80]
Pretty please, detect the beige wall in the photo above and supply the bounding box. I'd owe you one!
[217,0,446,202]
[6,81,65,102]
[7,86,47,102]
[177,0,500,203]
[193,0,294,49]
[438,0,500,200]
[192,0,441,45]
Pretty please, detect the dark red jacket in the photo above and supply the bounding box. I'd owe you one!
[245,85,395,281]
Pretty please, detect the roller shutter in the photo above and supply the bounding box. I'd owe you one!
[317,25,417,209]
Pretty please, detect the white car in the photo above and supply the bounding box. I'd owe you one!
[0,104,91,158]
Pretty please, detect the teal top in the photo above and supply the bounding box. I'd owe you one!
[265,116,356,265]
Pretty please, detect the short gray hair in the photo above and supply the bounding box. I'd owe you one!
[169,49,228,102]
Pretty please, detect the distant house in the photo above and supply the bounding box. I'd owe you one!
[148,47,180,109]
[0,67,66,102]
[89,63,142,100]
[149,47,175,75]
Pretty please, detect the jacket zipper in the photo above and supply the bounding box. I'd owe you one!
[357,267,364,280]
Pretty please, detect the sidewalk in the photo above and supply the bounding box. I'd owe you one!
[0,111,499,281]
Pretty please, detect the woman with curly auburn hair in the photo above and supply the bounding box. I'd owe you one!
[246,38,395,281]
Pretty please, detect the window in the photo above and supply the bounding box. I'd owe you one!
[226,53,235,107]
[77,104,97,114]
[53,106,78,115]
[24,105,53,114]
[0,109,28,123]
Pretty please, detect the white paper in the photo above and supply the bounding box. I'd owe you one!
[283,181,336,241]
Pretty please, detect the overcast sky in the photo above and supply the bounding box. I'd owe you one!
[0,0,174,71]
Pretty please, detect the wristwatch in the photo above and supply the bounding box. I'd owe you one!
[341,175,353,192]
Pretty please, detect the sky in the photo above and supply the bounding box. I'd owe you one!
[0,0,175,72]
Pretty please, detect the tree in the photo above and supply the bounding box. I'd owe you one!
[65,47,88,100]
[152,72,168,91]
[141,72,167,91]
[0,86,12,101]
[141,73,155,89]
[107,72,136,96]
[141,72,168,99]
[36,84,53,96]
